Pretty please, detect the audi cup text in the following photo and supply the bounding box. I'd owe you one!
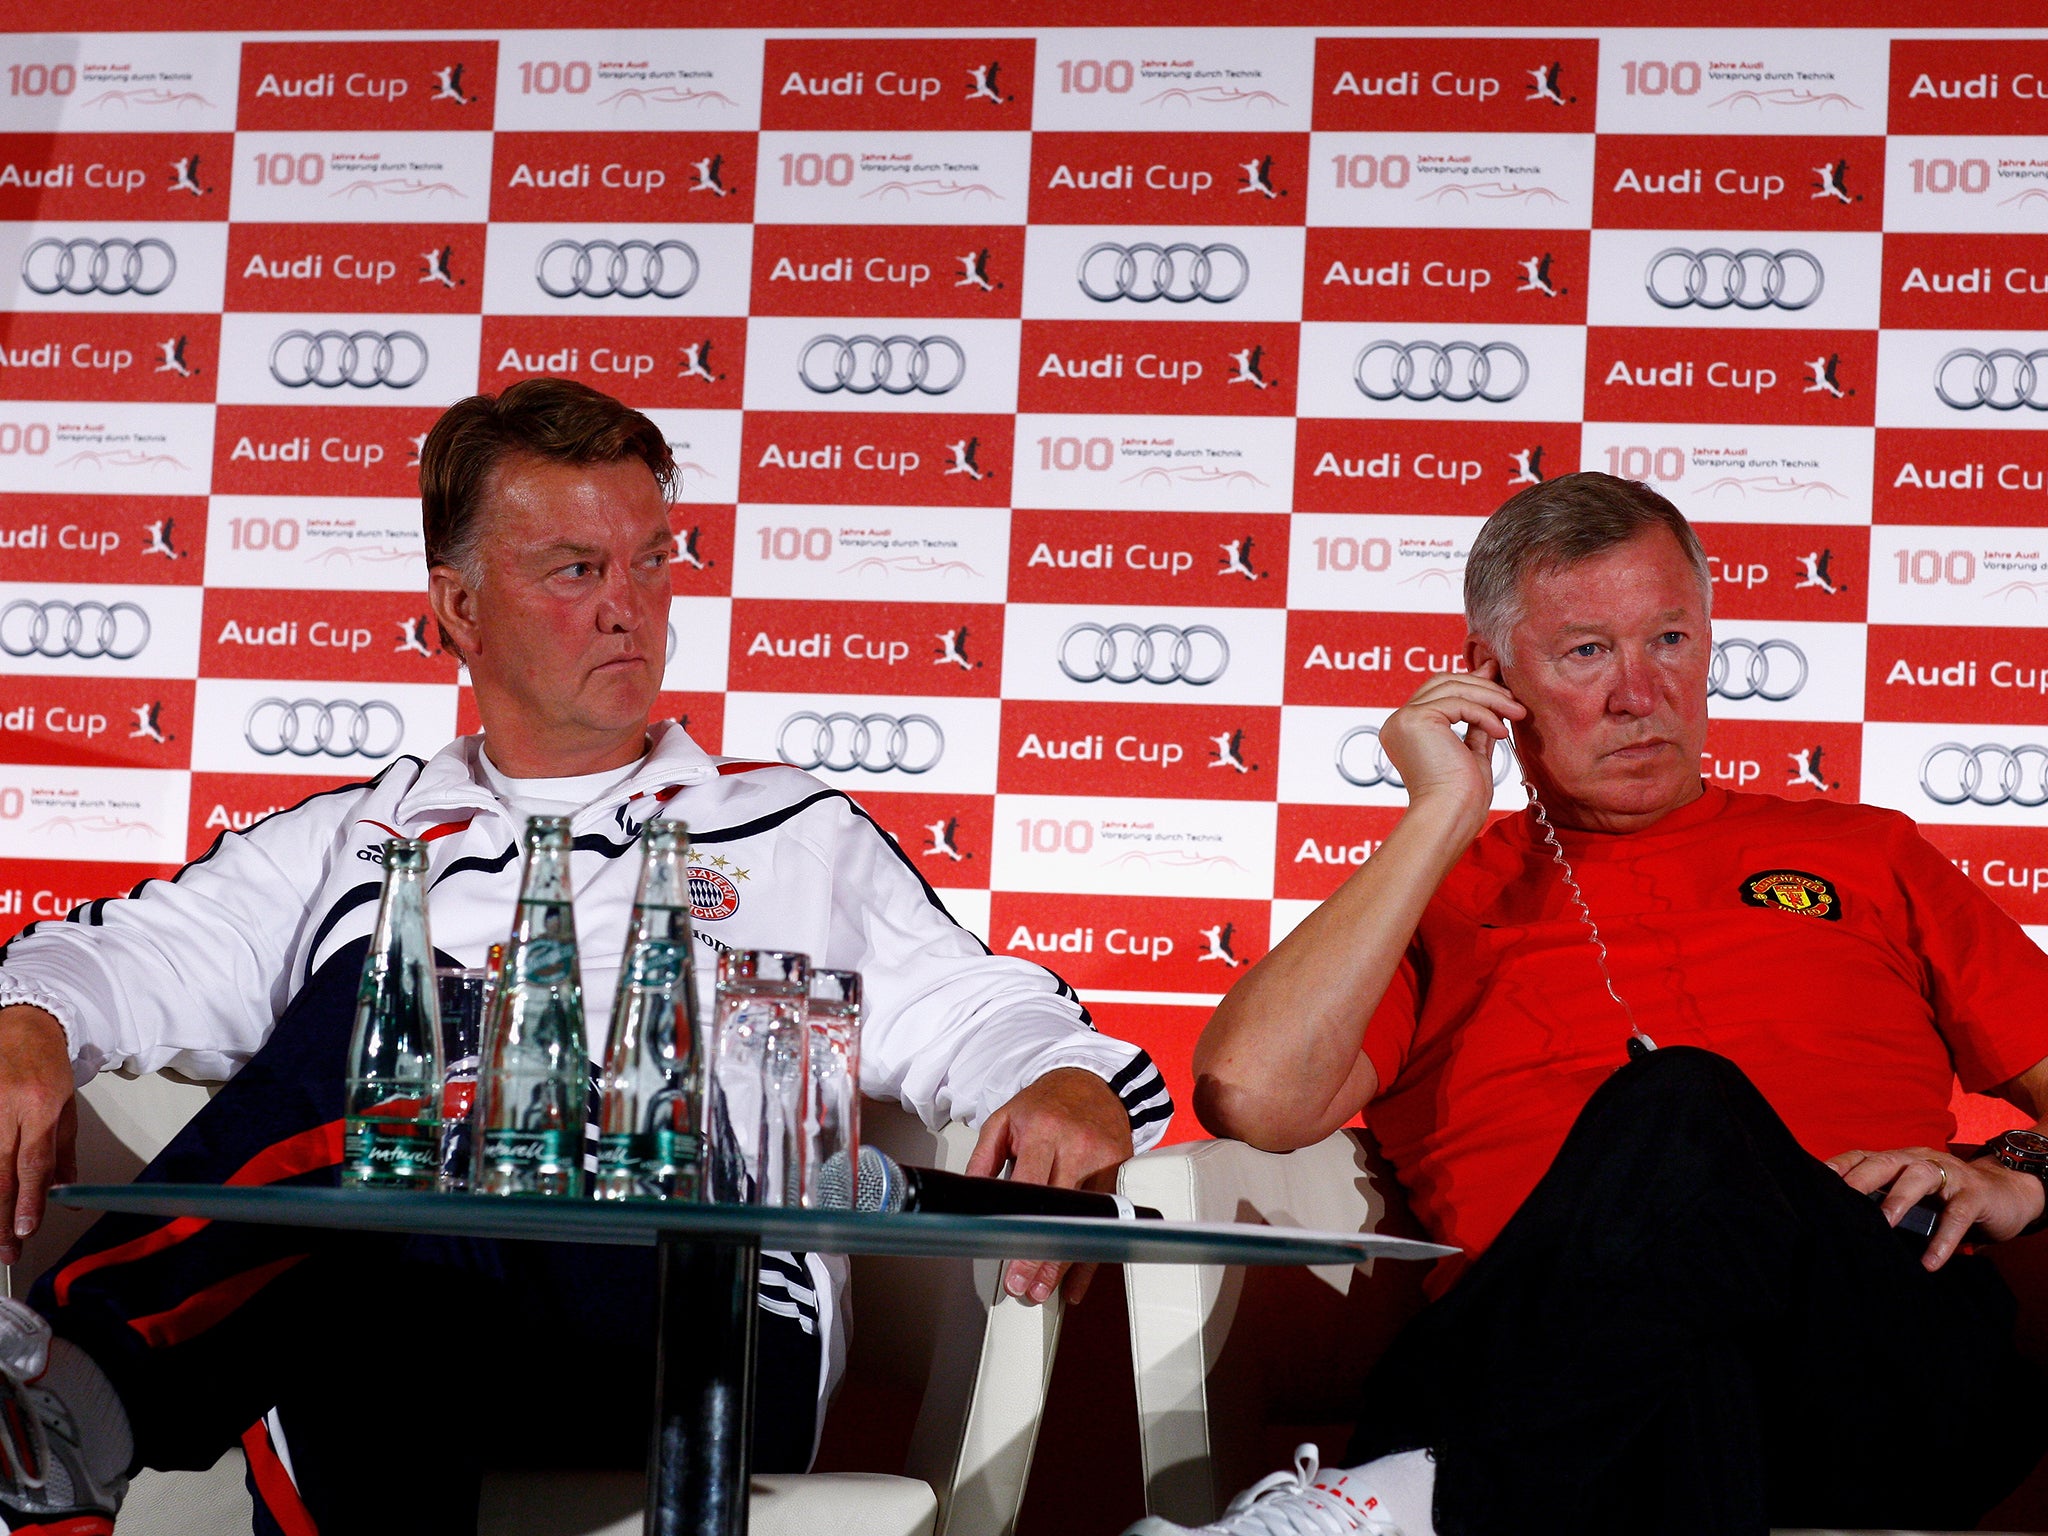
[251,71,412,101]
[0,706,108,739]
[1036,350,1203,384]
[1884,658,2048,695]
[494,346,657,380]
[0,162,152,194]
[1609,166,1788,201]
[1327,69,1503,101]
[1015,732,1187,769]
[1899,266,2048,296]
[754,442,918,475]
[1603,358,1777,394]
[228,435,385,467]
[1321,259,1495,291]
[505,161,669,193]
[778,70,944,100]
[215,618,375,653]
[1046,164,1216,195]
[1905,71,2048,99]
[1004,925,1173,962]
[1301,643,1468,675]
[766,256,936,289]
[1025,541,1196,576]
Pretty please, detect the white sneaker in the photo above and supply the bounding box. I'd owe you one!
[1120,1444,1427,1536]
[0,1301,125,1536]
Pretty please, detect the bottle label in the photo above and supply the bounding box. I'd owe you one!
[343,1117,440,1189]
[482,1126,569,1173]
[626,943,684,989]
[519,939,574,986]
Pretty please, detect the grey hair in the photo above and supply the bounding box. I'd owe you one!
[1463,472,1712,664]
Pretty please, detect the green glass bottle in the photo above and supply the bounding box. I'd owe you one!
[472,816,588,1198]
[597,820,705,1202]
[342,838,445,1190]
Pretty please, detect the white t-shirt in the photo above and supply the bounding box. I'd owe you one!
[477,742,646,830]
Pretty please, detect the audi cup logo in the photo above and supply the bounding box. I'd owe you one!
[0,600,150,661]
[269,330,429,390]
[777,711,944,774]
[1707,639,1807,703]
[1057,623,1230,686]
[1337,724,1514,790]
[535,238,699,300]
[799,335,965,396]
[22,237,176,298]
[244,697,405,760]
[1644,248,1823,312]
[1934,348,2048,412]
[1354,341,1529,404]
[1077,242,1248,305]
[1919,742,2048,808]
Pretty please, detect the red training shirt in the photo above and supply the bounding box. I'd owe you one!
[1360,787,2048,1294]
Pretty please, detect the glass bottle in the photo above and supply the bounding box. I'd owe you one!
[596,821,705,1201]
[342,838,444,1190]
[472,816,588,1198]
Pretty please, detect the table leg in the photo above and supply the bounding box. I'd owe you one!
[648,1232,759,1536]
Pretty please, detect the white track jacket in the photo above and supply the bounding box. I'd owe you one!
[0,722,1174,1426]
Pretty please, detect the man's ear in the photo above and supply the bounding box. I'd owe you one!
[427,564,479,661]
[1467,633,1501,677]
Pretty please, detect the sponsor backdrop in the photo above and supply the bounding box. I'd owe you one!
[2,18,2046,1140]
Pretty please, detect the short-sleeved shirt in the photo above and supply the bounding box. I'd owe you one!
[1361,787,2048,1292]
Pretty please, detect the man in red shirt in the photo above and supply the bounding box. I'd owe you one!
[1133,473,2048,1536]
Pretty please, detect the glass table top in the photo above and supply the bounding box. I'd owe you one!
[53,1184,1456,1268]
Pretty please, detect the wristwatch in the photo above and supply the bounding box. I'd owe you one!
[1989,1129,2048,1235]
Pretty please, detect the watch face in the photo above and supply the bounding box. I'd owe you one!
[1999,1129,2048,1167]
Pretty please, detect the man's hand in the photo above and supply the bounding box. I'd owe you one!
[965,1066,1134,1308]
[1377,662,1526,842]
[1828,1145,2047,1271]
[0,1005,77,1267]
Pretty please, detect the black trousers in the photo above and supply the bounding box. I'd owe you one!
[30,938,821,1535]
[1348,1046,2047,1536]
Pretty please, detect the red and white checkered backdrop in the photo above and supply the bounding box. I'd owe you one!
[3,8,2046,1140]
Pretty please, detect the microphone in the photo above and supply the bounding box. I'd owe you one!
[815,1144,1161,1221]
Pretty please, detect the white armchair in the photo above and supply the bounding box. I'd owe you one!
[1115,1129,2032,1536]
[7,1075,1062,1536]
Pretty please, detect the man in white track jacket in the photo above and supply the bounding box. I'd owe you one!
[0,379,1171,1536]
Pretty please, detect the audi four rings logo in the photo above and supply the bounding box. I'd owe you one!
[22,237,176,297]
[1934,348,2048,412]
[1057,623,1230,686]
[244,698,405,759]
[778,711,944,774]
[1354,340,1529,403]
[1919,742,2048,808]
[0,600,151,660]
[799,334,965,396]
[1708,639,1808,702]
[1337,725,1514,790]
[1645,248,1823,311]
[1077,242,1250,304]
[536,238,699,300]
[269,329,429,390]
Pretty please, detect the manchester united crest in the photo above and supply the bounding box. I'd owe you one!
[1738,869,1841,921]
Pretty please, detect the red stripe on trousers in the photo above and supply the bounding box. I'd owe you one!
[53,1122,343,1306]
[126,1254,307,1349]
[241,1419,321,1536]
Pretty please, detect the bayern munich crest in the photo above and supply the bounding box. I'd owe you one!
[688,865,741,921]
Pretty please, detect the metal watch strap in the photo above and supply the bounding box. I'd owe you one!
[1990,1131,2048,1236]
